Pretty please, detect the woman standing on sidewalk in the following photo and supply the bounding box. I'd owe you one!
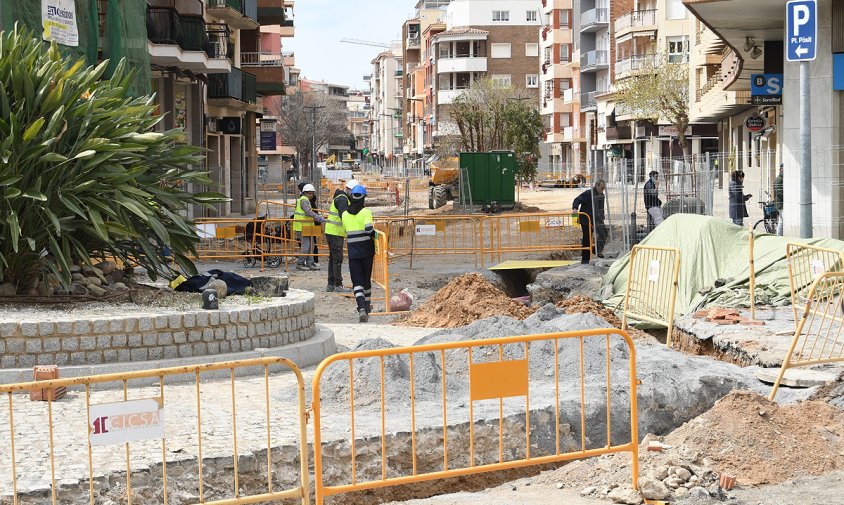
[342,185,376,323]
[729,171,752,227]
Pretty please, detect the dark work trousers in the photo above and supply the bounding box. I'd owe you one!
[580,220,593,264]
[326,234,346,287]
[349,257,374,312]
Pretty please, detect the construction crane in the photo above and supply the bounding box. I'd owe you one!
[340,38,390,49]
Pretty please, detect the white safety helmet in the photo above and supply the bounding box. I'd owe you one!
[345,179,360,190]
[302,184,316,193]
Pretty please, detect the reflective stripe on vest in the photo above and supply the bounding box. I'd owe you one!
[325,194,350,237]
[342,209,375,256]
[293,195,313,232]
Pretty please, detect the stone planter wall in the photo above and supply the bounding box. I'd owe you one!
[0,291,315,369]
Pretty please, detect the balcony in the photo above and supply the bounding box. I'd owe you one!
[438,88,468,105]
[605,126,632,141]
[614,10,657,40]
[407,36,421,49]
[580,8,608,33]
[208,67,257,105]
[241,52,285,95]
[580,91,598,110]
[282,51,295,66]
[207,0,259,30]
[279,17,295,37]
[147,8,232,73]
[692,50,750,122]
[563,126,586,142]
[614,54,654,79]
[563,88,578,104]
[437,56,487,73]
[257,0,286,25]
[580,50,608,73]
[542,0,573,12]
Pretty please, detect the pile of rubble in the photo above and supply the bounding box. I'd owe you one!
[542,390,844,504]
[403,273,535,328]
[693,307,766,326]
[0,260,130,298]
[557,296,623,327]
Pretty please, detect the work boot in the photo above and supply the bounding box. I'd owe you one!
[295,264,309,271]
[358,308,369,323]
[334,285,351,293]
[308,263,320,271]
[325,284,335,293]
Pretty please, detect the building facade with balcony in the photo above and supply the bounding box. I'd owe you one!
[369,46,405,168]
[431,0,543,144]
[577,0,610,173]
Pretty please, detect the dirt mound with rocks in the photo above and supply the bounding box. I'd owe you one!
[556,296,657,344]
[543,391,844,502]
[403,273,535,328]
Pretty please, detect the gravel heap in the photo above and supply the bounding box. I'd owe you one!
[403,273,535,328]
[541,390,844,503]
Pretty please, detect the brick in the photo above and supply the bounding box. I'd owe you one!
[43,338,62,353]
[38,322,56,335]
[87,352,104,365]
[159,333,174,345]
[0,340,4,354]
[195,312,209,328]
[103,350,119,363]
[188,330,202,342]
[238,326,248,339]
[109,319,124,333]
[741,320,767,326]
[693,310,710,319]
[6,338,25,354]
[712,319,739,326]
[128,335,142,347]
[55,321,73,335]
[70,352,86,365]
[20,323,39,338]
[155,316,169,329]
[74,321,93,336]
[163,346,178,359]
[130,348,148,361]
[25,339,42,353]
[1,356,16,368]
[214,327,226,340]
[168,315,183,329]
[247,325,256,338]
[219,312,230,325]
[178,345,192,358]
[202,329,214,342]
[174,331,187,344]
[0,322,18,338]
[250,310,261,323]
[118,349,131,362]
[209,312,220,326]
[149,348,163,360]
[97,336,111,348]
[112,335,127,347]
[54,353,70,366]
[36,354,54,365]
[192,343,208,355]
[124,318,138,333]
[91,319,109,334]
[138,317,154,332]
[142,334,157,347]
[207,342,220,354]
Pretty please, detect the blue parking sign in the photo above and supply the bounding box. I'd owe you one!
[786,0,817,62]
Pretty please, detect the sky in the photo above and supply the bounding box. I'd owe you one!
[285,0,415,91]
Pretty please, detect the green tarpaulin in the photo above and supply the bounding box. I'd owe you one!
[602,215,844,321]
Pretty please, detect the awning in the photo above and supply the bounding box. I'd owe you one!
[426,153,439,164]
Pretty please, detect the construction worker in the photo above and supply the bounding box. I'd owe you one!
[644,171,664,229]
[572,180,607,264]
[294,184,326,271]
[342,185,376,323]
[324,179,359,292]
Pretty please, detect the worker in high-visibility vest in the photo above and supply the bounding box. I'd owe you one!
[294,184,326,271]
[342,185,376,323]
[324,179,358,292]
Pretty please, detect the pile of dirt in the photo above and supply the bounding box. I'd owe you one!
[557,296,623,327]
[543,391,844,500]
[403,273,535,328]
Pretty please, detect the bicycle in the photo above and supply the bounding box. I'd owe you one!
[753,191,779,234]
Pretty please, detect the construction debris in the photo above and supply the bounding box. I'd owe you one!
[693,307,766,326]
[542,390,844,498]
[557,295,623,327]
[403,273,535,328]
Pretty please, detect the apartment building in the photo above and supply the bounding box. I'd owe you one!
[146,0,296,216]
[431,0,543,142]
[369,46,404,167]
[422,22,447,150]
[576,0,611,172]
[348,90,371,161]
[402,1,454,165]
[540,0,585,175]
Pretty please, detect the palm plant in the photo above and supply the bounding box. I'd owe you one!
[0,26,225,293]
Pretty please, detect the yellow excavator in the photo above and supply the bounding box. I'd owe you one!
[428,156,460,209]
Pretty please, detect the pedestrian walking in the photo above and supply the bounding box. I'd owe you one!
[342,185,376,322]
[729,170,752,227]
[324,179,359,292]
[294,184,326,271]
[572,180,607,264]
[775,164,784,236]
[644,171,664,228]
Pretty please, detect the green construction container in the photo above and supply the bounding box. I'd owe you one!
[459,151,517,207]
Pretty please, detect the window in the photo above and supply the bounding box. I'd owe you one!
[491,43,512,58]
[667,36,689,63]
[667,0,688,19]
[526,75,539,88]
[526,10,538,22]
[525,43,539,58]
[491,74,512,87]
[492,10,510,22]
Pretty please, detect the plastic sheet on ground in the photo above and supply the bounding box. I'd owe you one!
[602,214,844,318]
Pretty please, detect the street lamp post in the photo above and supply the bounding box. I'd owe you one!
[304,103,326,205]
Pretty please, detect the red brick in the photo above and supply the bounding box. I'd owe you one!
[712,319,739,326]
[741,320,767,326]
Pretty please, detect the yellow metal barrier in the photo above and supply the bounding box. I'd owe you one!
[770,272,844,401]
[379,215,483,261]
[0,358,310,505]
[480,212,592,267]
[255,218,330,271]
[622,245,681,346]
[194,218,261,262]
[311,329,639,504]
[786,243,844,325]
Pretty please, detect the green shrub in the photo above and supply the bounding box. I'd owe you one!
[0,26,225,292]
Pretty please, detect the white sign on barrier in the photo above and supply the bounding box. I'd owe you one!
[196,223,216,239]
[648,260,661,282]
[415,225,437,236]
[89,398,165,446]
[812,259,826,278]
[546,218,564,228]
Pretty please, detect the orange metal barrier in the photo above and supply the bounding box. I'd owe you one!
[374,215,483,264]
[0,358,310,505]
[770,272,844,401]
[480,212,593,267]
[786,243,844,325]
[194,218,260,262]
[311,329,639,504]
[254,218,330,271]
[622,245,681,346]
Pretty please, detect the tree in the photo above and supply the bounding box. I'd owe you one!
[0,26,225,292]
[275,90,350,181]
[615,56,691,157]
[450,79,544,180]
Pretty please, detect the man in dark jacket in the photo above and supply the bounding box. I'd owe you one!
[729,170,752,226]
[572,180,607,264]
[644,171,663,229]
[324,180,358,292]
